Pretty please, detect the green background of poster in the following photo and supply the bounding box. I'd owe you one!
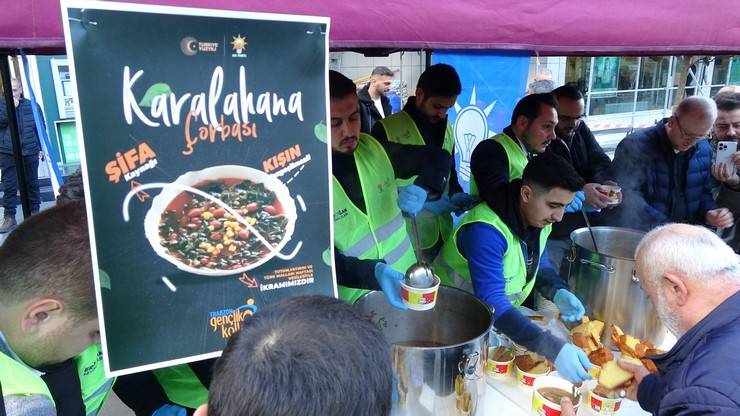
[67,6,332,374]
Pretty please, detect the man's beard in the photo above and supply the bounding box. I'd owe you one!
[656,288,684,338]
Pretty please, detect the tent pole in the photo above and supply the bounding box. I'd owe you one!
[0,51,32,220]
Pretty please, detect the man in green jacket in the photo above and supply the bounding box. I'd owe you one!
[373,64,472,260]
[0,202,113,416]
[330,70,451,309]
[434,152,593,383]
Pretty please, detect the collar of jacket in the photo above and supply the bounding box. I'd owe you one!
[484,178,534,242]
[358,84,373,104]
[651,290,740,371]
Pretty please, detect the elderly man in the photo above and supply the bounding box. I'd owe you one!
[359,66,394,134]
[710,92,740,252]
[608,96,733,231]
[618,223,740,414]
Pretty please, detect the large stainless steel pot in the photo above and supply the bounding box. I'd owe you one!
[567,226,666,347]
[355,286,492,416]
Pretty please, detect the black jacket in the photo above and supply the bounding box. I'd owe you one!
[358,84,391,134]
[372,97,463,195]
[333,138,452,290]
[546,122,613,239]
[0,97,43,156]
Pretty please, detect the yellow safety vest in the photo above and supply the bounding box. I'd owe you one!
[333,133,417,303]
[469,132,528,198]
[433,202,551,307]
[0,343,114,416]
[379,110,455,249]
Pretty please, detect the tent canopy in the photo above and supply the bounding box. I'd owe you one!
[2,0,740,55]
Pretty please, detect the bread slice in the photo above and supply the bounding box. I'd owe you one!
[598,360,634,389]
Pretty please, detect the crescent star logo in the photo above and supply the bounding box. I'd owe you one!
[180,36,198,56]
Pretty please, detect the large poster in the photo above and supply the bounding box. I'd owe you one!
[432,52,530,192]
[62,1,334,376]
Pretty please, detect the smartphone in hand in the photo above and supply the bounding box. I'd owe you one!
[716,141,738,177]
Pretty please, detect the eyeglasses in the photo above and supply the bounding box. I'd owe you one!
[557,113,584,123]
[674,116,708,141]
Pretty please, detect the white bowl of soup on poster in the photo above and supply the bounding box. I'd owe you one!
[144,165,297,276]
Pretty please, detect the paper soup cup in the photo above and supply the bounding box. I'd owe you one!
[532,376,581,416]
[400,275,440,311]
[597,185,621,204]
[589,388,622,415]
[486,348,515,379]
[516,364,550,387]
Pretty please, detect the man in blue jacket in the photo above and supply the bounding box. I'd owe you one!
[608,96,733,231]
[434,152,593,383]
[620,223,740,415]
[0,78,45,233]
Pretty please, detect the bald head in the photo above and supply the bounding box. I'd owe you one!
[636,223,740,287]
[717,85,740,95]
[675,96,718,122]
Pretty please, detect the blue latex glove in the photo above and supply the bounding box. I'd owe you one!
[564,191,585,213]
[152,404,187,416]
[553,289,586,322]
[397,185,428,217]
[374,263,408,310]
[450,192,475,214]
[554,344,593,383]
[423,195,455,215]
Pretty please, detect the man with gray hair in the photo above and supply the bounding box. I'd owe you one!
[608,96,733,231]
[358,66,394,133]
[618,223,740,414]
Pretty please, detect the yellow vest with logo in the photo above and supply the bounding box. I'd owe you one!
[378,110,455,249]
[469,132,529,198]
[333,133,417,303]
[433,202,551,307]
[0,343,113,416]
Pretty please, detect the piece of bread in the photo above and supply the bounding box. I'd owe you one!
[641,358,658,374]
[588,347,614,367]
[599,360,634,389]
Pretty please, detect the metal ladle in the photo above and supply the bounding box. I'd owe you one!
[581,209,599,254]
[405,216,435,288]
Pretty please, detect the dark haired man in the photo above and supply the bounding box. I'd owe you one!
[373,63,470,260]
[0,202,113,415]
[433,152,592,383]
[710,92,740,252]
[545,85,617,273]
[195,295,393,416]
[359,66,394,133]
[329,70,451,308]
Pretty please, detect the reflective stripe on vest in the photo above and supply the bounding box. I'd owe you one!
[0,343,113,416]
[0,352,53,404]
[379,110,455,249]
[75,344,114,416]
[469,132,529,198]
[333,134,416,303]
[432,202,551,307]
[153,365,209,409]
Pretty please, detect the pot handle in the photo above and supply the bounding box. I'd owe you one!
[579,258,615,273]
[458,351,480,380]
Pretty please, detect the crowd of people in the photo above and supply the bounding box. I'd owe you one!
[1,64,740,415]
